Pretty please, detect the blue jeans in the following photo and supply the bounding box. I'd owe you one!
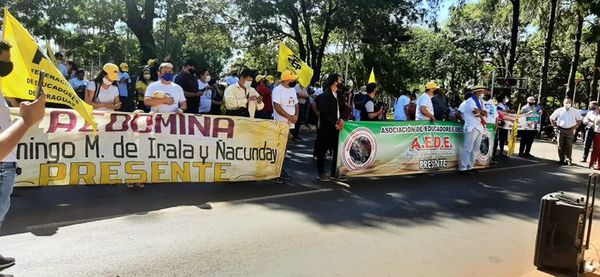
[0,162,16,230]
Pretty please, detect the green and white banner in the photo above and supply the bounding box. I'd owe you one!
[337,121,496,177]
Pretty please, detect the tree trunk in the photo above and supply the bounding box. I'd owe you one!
[593,42,600,101]
[566,12,584,100]
[507,0,520,74]
[124,0,158,64]
[538,0,558,102]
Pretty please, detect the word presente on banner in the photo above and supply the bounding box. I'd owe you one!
[337,121,496,177]
[12,109,289,186]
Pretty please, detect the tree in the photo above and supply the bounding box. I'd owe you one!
[123,0,158,63]
[508,0,520,73]
[538,0,559,101]
[566,9,584,99]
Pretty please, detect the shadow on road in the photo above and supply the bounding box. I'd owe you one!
[1,135,594,237]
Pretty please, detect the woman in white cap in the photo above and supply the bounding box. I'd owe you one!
[85,63,122,111]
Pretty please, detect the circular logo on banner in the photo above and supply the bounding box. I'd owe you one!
[477,129,492,163]
[341,127,377,171]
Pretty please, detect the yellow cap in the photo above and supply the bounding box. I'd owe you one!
[119,63,129,72]
[280,70,298,82]
[255,74,266,83]
[266,75,274,84]
[425,81,439,91]
[103,63,119,81]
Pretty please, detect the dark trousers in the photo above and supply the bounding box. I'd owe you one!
[494,128,509,156]
[583,127,595,160]
[519,130,536,155]
[315,129,339,176]
[557,127,575,162]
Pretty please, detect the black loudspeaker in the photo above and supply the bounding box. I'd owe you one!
[534,174,597,276]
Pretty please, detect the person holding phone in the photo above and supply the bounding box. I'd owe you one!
[85,63,121,111]
[0,39,47,271]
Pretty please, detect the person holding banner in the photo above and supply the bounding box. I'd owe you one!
[519,96,542,159]
[582,101,598,163]
[416,81,437,122]
[85,63,122,111]
[0,39,47,270]
[223,69,264,118]
[312,73,348,181]
[550,98,582,166]
[361,83,384,121]
[144,63,187,114]
[458,85,488,173]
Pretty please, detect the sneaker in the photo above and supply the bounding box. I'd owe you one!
[0,255,15,271]
[566,160,572,166]
[317,174,330,182]
[329,176,348,182]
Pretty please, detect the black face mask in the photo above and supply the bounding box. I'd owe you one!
[483,95,491,101]
[0,61,14,77]
[189,69,196,76]
[529,102,535,106]
[289,81,297,87]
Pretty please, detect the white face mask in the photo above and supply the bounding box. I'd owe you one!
[103,77,113,86]
[244,80,252,89]
[564,103,572,109]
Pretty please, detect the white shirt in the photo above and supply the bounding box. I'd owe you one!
[592,114,600,133]
[584,110,597,129]
[550,107,583,129]
[144,81,187,113]
[394,95,410,121]
[365,100,375,113]
[459,96,485,132]
[415,93,434,121]
[86,82,120,111]
[272,85,299,129]
[198,81,212,113]
[0,92,16,162]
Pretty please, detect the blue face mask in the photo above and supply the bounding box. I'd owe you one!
[161,73,174,82]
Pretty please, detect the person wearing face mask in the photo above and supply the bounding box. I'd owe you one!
[197,68,213,114]
[458,85,488,173]
[144,63,187,114]
[69,69,88,100]
[0,40,47,270]
[581,101,598,162]
[360,82,384,121]
[550,98,583,165]
[174,59,199,113]
[518,96,542,158]
[135,67,153,111]
[431,87,448,121]
[223,69,264,117]
[271,70,300,182]
[85,63,122,112]
[416,81,437,122]
[494,94,512,157]
[255,75,274,119]
[481,88,498,128]
[312,73,349,181]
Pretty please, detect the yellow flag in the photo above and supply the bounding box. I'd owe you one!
[45,41,58,66]
[1,8,97,130]
[277,42,314,87]
[368,68,376,84]
[507,104,521,157]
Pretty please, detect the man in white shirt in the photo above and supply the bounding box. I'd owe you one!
[69,69,88,99]
[0,40,46,269]
[394,89,411,121]
[582,101,598,162]
[144,63,187,114]
[273,70,300,130]
[458,85,488,173]
[415,81,437,121]
[550,98,583,165]
[272,70,300,182]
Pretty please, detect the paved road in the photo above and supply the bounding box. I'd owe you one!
[1,134,599,276]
